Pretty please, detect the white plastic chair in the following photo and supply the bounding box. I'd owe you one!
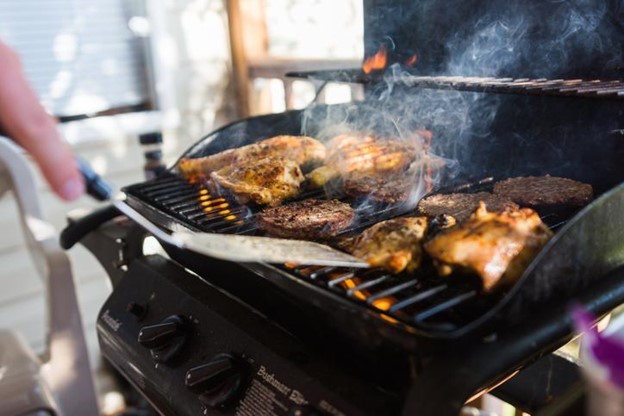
[0,137,99,415]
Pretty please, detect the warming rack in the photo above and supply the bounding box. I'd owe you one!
[287,69,624,100]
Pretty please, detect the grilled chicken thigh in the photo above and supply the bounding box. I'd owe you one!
[351,217,428,274]
[424,202,553,291]
[306,134,418,187]
[210,157,304,206]
[178,135,326,178]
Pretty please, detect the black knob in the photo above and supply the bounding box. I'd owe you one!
[288,406,324,416]
[185,354,248,408]
[138,315,186,363]
[126,301,147,320]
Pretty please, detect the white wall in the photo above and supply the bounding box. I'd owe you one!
[0,0,233,373]
[0,0,363,390]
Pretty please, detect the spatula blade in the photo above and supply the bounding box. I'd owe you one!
[172,231,370,268]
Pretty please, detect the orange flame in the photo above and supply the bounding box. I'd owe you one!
[362,45,388,74]
[405,54,418,67]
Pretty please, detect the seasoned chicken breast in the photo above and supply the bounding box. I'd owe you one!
[178,135,326,178]
[424,202,553,291]
[351,217,428,274]
[210,157,304,206]
[306,134,418,187]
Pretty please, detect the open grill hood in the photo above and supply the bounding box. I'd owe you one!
[119,96,624,345]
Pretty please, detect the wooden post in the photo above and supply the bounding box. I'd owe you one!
[226,0,268,118]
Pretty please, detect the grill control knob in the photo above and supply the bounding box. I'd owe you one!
[126,301,147,321]
[137,315,186,363]
[185,353,248,408]
[288,405,324,416]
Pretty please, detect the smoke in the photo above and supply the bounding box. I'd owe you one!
[298,0,624,211]
[445,0,614,78]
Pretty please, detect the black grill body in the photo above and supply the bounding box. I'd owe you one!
[121,103,624,344]
[63,1,624,414]
[83,218,624,416]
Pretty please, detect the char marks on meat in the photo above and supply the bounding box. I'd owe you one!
[257,199,355,240]
[350,217,428,274]
[306,134,419,188]
[493,175,593,208]
[210,157,304,207]
[344,174,414,205]
[424,202,553,292]
[178,135,326,178]
[417,192,518,223]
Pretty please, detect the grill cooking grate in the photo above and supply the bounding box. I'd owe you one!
[123,173,574,333]
[288,70,624,100]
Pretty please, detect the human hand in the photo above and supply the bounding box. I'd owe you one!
[0,40,84,201]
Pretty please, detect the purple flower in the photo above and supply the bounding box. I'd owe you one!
[572,306,624,389]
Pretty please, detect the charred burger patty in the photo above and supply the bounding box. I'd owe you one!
[343,174,414,205]
[493,175,593,208]
[417,192,518,223]
[257,199,355,240]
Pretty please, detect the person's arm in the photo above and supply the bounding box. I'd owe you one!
[0,40,84,201]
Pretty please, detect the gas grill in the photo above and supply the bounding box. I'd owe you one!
[62,1,624,415]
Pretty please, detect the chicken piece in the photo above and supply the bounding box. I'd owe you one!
[306,134,418,187]
[424,202,553,291]
[351,217,428,274]
[178,135,326,178]
[210,157,304,206]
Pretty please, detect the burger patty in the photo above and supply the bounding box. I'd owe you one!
[416,192,518,223]
[257,199,355,239]
[493,175,593,208]
[343,174,413,205]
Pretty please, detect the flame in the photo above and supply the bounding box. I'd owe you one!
[362,45,388,74]
[371,297,395,311]
[203,202,229,212]
[341,278,367,301]
[201,197,225,207]
[405,54,417,67]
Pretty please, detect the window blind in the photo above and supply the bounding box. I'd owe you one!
[0,0,153,118]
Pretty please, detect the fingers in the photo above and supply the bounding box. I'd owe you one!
[0,41,84,200]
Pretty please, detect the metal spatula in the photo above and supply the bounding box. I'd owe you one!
[113,197,370,268]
